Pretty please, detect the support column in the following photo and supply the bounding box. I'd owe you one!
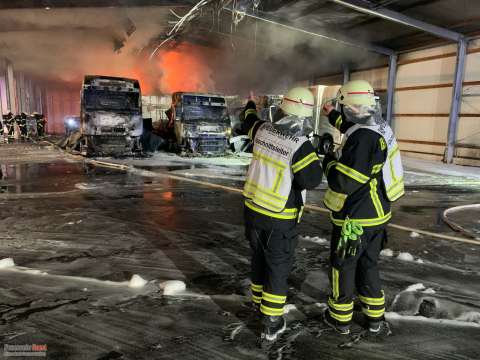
[342,65,350,85]
[386,54,398,128]
[445,39,468,164]
[6,61,17,113]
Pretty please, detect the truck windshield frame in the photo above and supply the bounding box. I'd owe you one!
[181,95,229,124]
[84,89,140,113]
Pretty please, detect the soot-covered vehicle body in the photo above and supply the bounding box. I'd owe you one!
[170,92,231,156]
[80,75,142,156]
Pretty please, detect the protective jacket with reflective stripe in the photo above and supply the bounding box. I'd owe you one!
[323,110,399,228]
[242,111,323,230]
[343,123,405,202]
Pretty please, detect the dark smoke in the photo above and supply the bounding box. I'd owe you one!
[0,3,385,97]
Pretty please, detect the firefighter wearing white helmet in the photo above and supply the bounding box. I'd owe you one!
[280,87,315,117]
[241,87,323,343]
[321,80,404,335]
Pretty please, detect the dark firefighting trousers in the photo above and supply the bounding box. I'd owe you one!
[246,224,298,317]
[328,225,386,324]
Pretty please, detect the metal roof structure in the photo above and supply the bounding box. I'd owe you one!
[0,0,478,162]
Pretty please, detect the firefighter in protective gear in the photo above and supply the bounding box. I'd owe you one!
[0,116,4,140]
[4,112,14,141]
[242,87,323,342]
[322,80,404,335]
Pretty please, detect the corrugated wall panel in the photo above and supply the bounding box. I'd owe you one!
[316,38,480,165]
[396,58,455,87]
[350,69,388,90]
[395,116,448,143]
[396,87,453,114]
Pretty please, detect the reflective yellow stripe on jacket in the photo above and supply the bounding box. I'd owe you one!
[370,178,384,217]
[292,152,319,173]
[330,212,392,227]
[247,119,260,140]
[245,200,299,220]
[335,163,370,184]
[385,145,404,200]
[325,160,337,176]
[335,115,342,130]
[387,178,405,201]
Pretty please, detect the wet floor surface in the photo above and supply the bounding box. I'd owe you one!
[0,143,479,360]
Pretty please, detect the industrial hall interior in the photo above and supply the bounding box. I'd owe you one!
[1,0,480,359]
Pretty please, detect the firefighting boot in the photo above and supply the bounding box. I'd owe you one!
[323,309,350,335]
[261,315,286,342]
[368,320,382,333]
[367,315,386,334]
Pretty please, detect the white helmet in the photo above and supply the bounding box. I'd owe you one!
[280,87,314,118]
[336,80,381,125]
[336,80,376,107]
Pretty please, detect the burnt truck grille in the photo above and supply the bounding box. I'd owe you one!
[100,126,126,134]
[195,136,228,155]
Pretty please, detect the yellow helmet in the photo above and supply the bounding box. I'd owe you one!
[280,87,314,118]
[336,80,376,107]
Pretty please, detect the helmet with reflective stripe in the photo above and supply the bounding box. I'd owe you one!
[336,80,376,107]
[280,87,314,118]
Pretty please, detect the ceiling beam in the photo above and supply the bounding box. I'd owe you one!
[0,0,191,9]
[331,0,464,42]
[222,4,395,56]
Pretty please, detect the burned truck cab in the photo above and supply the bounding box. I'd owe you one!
[171,92,231,156]
[80,75,142,156]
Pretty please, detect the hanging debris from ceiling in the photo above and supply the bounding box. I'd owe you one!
[149,0,260,60]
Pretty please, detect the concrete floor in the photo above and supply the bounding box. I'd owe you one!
[0,142,479,360]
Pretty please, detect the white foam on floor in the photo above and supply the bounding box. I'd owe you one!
[405,283,426,292]
[455,312,480,324]
[160,280,187,295]
[380,248,394,257]
[397,252,415,262]
[385,312,480,328]
[410,232,421,238]
[283,304,298,314]
[299,236,328,245]
[0,258,15,268]
[128,274,148,288]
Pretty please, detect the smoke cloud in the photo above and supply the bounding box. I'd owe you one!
[0,4,385,98]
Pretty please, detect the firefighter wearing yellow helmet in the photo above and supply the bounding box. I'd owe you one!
[322,80,404,335]
[241,87,323,342]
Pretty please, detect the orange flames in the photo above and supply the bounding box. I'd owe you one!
[51,42,218,96]
[133,42,218,95]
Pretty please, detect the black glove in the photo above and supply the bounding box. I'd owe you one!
[315,134,334,156]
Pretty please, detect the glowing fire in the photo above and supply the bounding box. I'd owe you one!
[132,42,217,95]
[54,42,218,96]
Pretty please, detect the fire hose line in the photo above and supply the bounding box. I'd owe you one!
[442,204,480,241]
[45,139,480,247]
[0,189,81,199]
[83,159,480,246]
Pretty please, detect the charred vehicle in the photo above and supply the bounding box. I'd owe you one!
[169,92,231,155]
[80,75,142,156]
